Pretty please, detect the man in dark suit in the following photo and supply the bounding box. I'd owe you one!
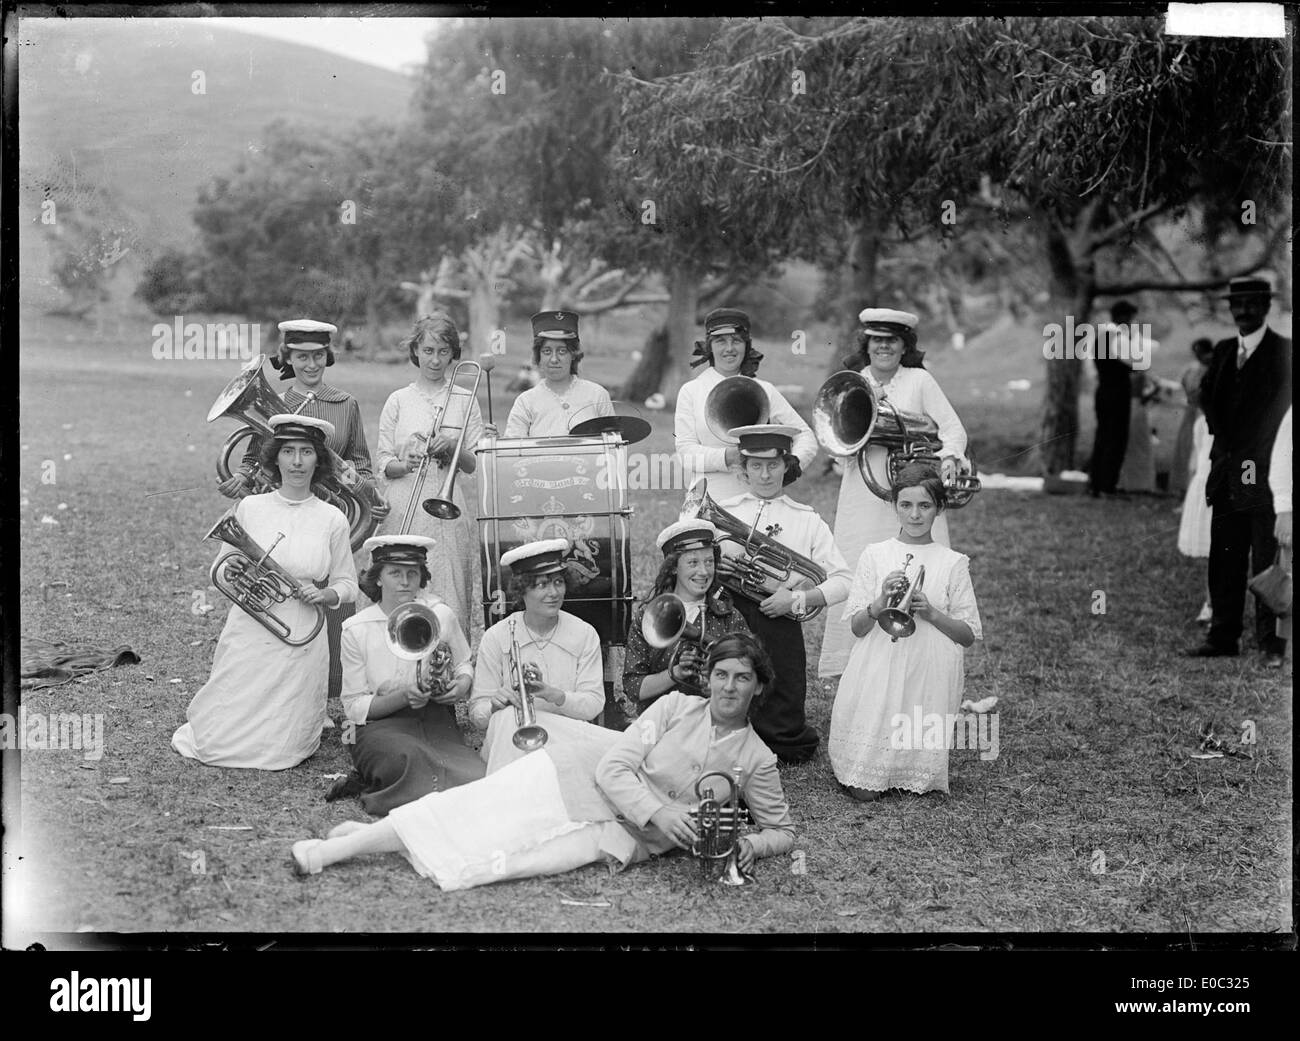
[1087,300,1137,496]
[1189,276,1292,668]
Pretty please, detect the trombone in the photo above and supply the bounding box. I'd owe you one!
[385,600,455,696]
[398,360,484,531]
[205,509,326,646]
[877,553,926,641]
[506,615,549,752]
[689,766,752,886]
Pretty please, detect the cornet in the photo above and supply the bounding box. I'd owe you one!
[813,369,981,507]
[877,553,926,641]
[385,600,455,696]
[205,509,326,646]
[641,593,709,691]
[689,766,752,886]
[506,616,549,752]
[395,360,483,529]
[680,478,827,618]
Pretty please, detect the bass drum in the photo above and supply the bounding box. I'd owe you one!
[477,434,632,646]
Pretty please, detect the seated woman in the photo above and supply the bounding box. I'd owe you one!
[470,539,607,769]
[291,632,794,889]
[503,310,614,437]
[173,415,358,770]
[330,535,487,816]
[619,518,751,719]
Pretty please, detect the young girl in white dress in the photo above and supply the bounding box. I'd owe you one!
[829,462,982,800]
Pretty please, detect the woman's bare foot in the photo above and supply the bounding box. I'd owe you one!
[292,839,324,876]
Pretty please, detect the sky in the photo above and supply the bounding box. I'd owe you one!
[183,15,447,73]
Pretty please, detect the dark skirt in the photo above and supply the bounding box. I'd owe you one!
[733,598,819,763]
[326,601,355,701]
[349,703,486,816]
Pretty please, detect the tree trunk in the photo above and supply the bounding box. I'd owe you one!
[621,259,699,406]
[1038,220,1092,476]
[364,291,383,360]
[826,215,880,377]
[466,278,501,359]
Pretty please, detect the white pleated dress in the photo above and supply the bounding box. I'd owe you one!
[828,538,982,795]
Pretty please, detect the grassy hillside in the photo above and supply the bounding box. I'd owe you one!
[18,17,416,311]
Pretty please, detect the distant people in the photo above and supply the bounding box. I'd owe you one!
[1088,300,1136,497]
[1268,406,1292,653]
[1171,338,1216,499]
[1189,276,1291,667]
[1177,392,1214,626]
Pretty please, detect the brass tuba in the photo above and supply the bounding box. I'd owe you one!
[385,600,455,695]
[812,369,981,507]
[208,354,379,549]
[689,766,752,886]
[877,553,926,641]
[506,616,549,752]
[205,509,326,646]
[679,478,827,618]
[704,375,770,443]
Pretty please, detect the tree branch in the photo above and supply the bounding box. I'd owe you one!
[1095,222,1288,295]
[1086,199,1172,253]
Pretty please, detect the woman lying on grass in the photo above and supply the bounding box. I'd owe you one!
[291,632,794,889]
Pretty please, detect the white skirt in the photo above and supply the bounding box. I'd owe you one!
[1178,416,1213,559]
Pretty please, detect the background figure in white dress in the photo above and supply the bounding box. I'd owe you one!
[817,308,970,679]
[173,416,358,770]
[375,312,484,636]
[1267,406,1292,647]
[1178,412,1214,624]
[503,309,614,437]
[674,308,818,503]
[468,539,607,770]
[830,463,982,799]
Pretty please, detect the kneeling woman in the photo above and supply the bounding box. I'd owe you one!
[619,519,751,719]
[829,463,982,800]
[469,539,606,769]
[291,632,794,888]
[174,415,358,770]
[336,535,486,816]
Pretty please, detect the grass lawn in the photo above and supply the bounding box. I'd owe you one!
[9,309,1292,936]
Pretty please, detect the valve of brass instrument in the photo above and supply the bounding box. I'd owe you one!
[519,661,544,694]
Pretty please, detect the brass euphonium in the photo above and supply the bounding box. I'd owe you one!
[877,553,926,641]
[205,509,326,646]
[679,478,827,618]
[208,353,379,549]
[704,375,770,443]
[641,593,708,691]
[812,369,981,507]
[690,766,752,886]
[506,616,548,752]
[385,600,455,695]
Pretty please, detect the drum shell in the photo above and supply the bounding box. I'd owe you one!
[477,434,632,646]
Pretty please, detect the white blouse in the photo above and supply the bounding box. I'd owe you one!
[504,378,614,438]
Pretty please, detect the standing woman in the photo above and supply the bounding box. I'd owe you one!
[333,535,486,816]
[619,519,751,720]
[503,311,614,437]
[218,318,385,703]
[817,308,970,679]
[469,540,607,770]
[829,463,982,801]
[675,308,818,503]
[174,415,358,770]
[375,311,484,636]
[1171,338,1215,500]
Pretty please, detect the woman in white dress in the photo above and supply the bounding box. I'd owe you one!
[674,308,818,503]
[375,312,484,635]
[829,463,982,800]
[817,308,971,679]
[1178,409,1214,624]
[503,310,614,437]
[468,539,607,770]
[173,415,358,770]
[291,631,794,889]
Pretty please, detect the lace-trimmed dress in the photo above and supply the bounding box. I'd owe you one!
[828,537,982,795]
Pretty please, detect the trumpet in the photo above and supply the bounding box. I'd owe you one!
[506,616,549,752]
[396,360,483,529]
[641,593,709,691]
[385,600,455,696]
[704,375,770,443]
[680,478,827,618]
[813,369,981,507]
[689,766,752,886]
[205,509,326,646]
[877,553,926,641]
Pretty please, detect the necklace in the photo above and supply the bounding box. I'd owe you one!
[543,378,575,411]
[522,616,559,649]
